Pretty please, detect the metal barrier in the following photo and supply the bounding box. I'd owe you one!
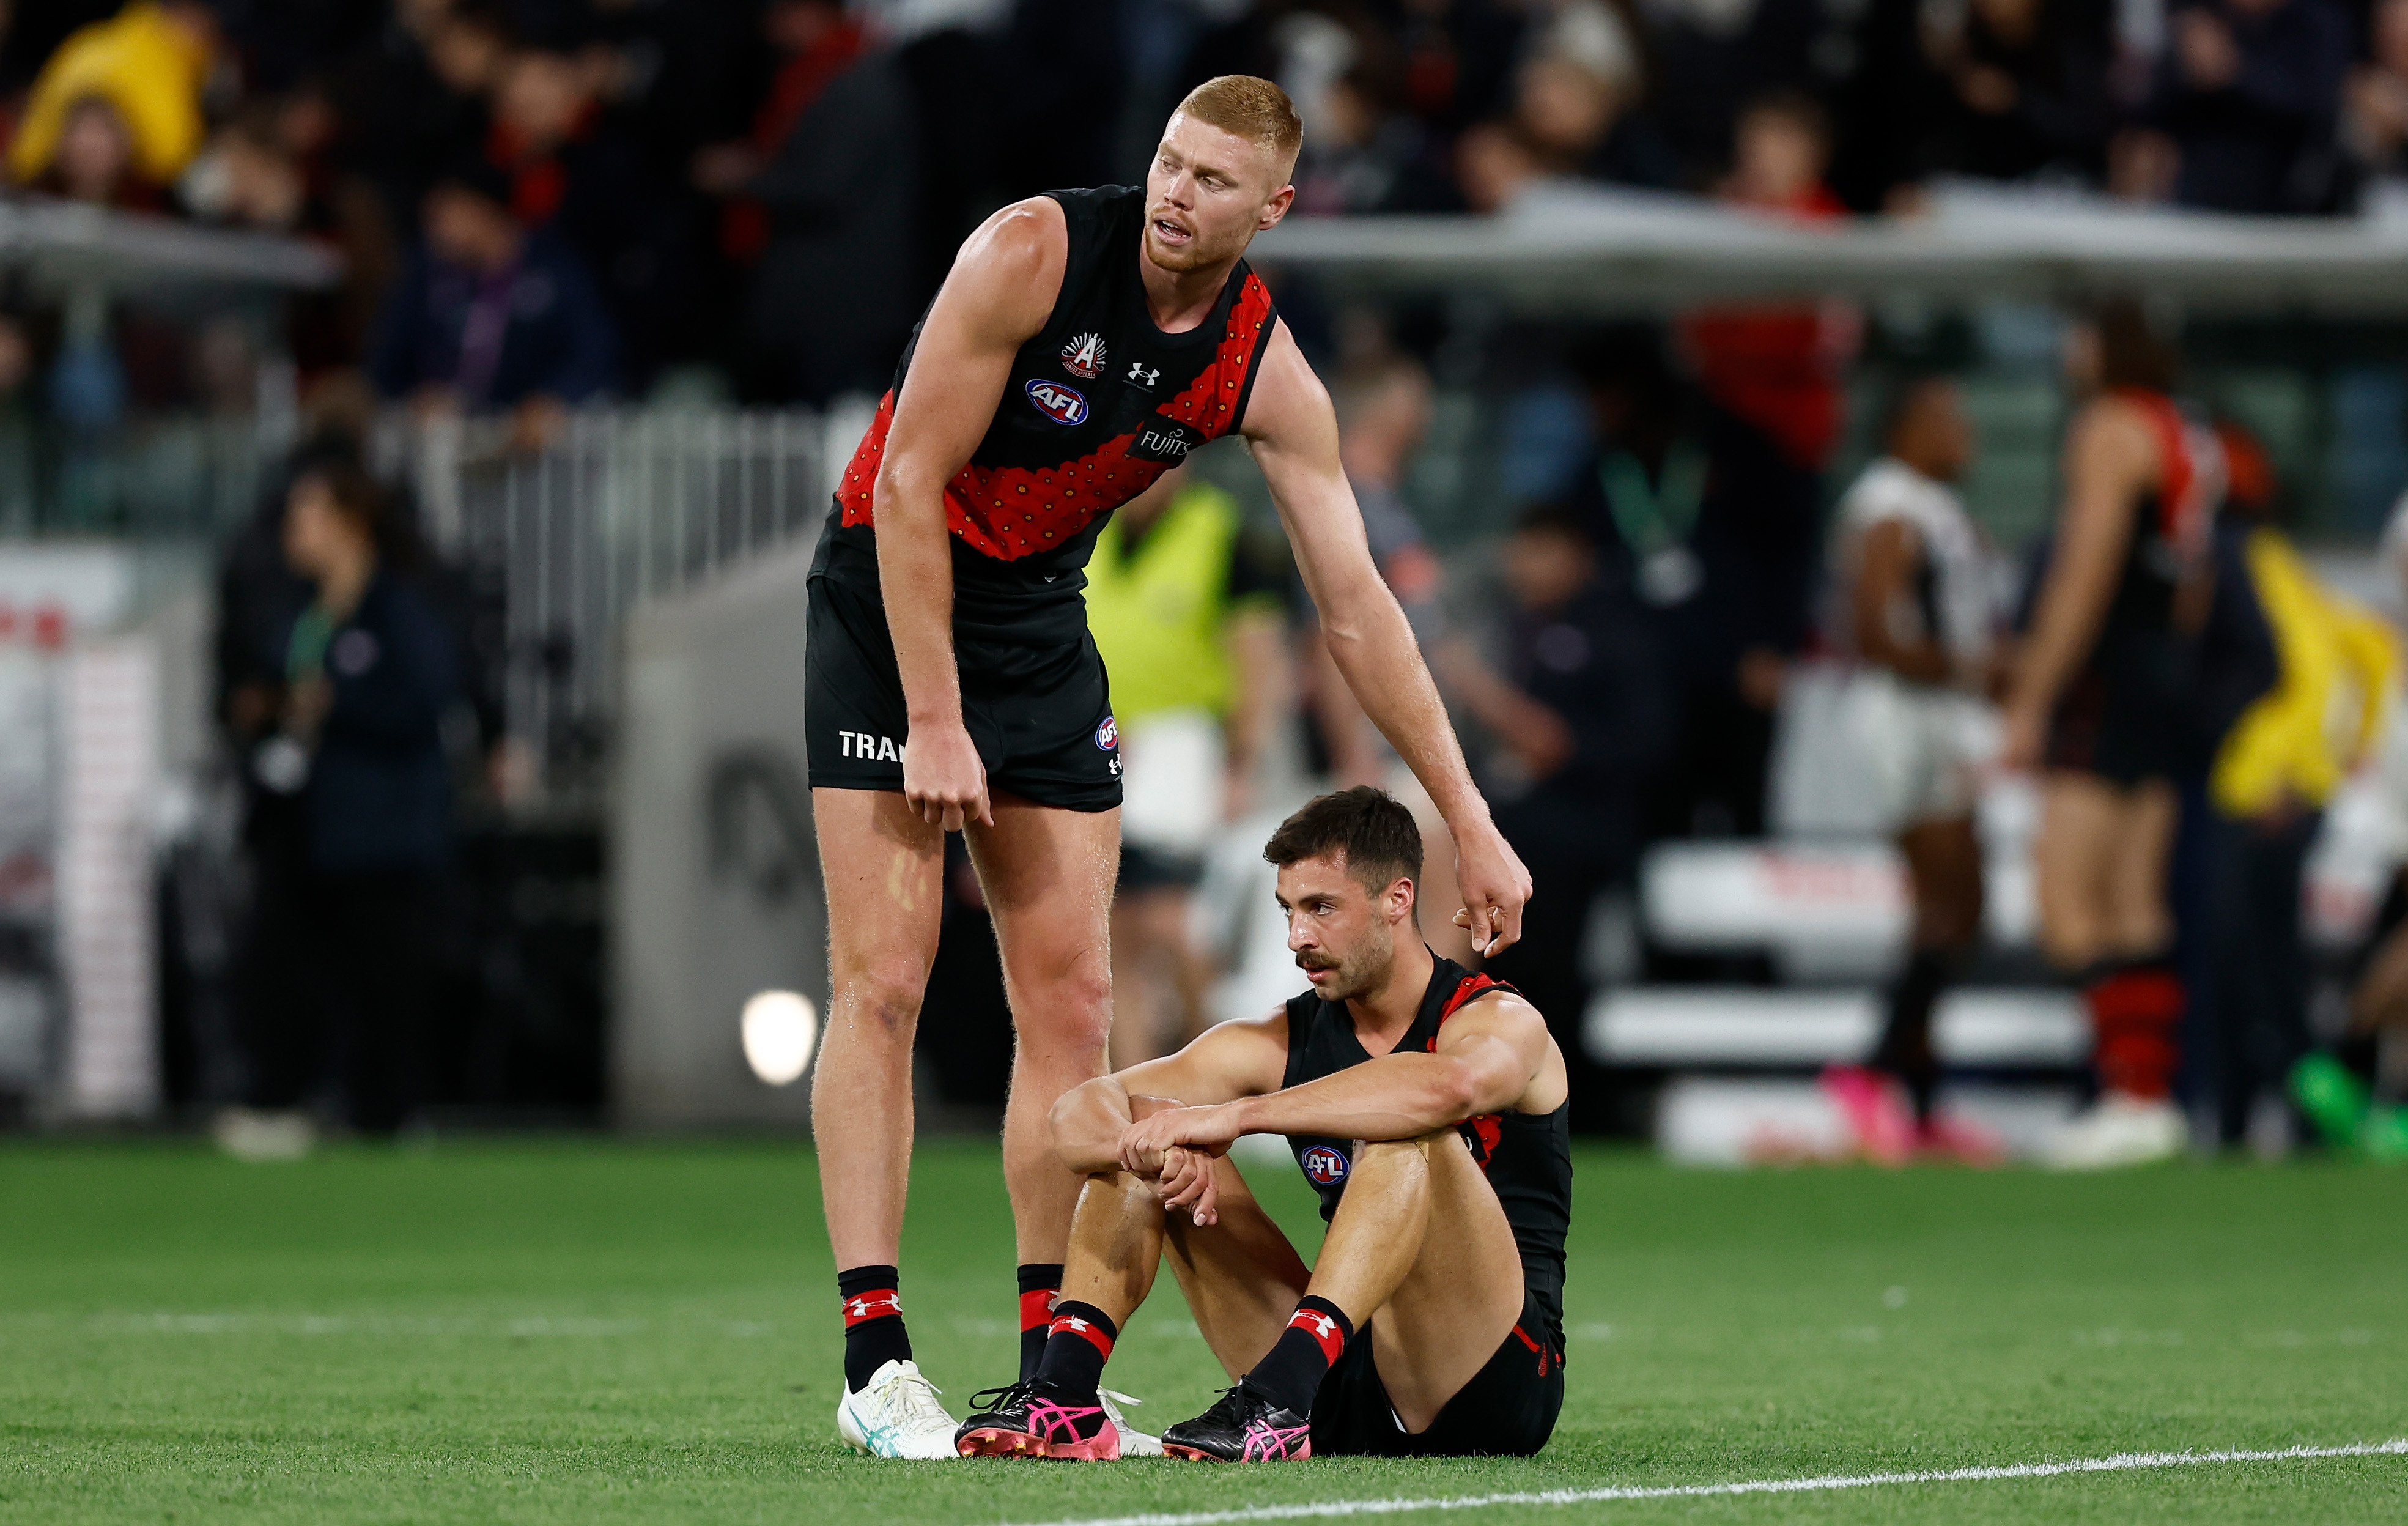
[382,407,842,798]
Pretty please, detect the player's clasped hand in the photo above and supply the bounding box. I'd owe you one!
[1449,822,1533,957]
[1154,1146,1221,1227]
[901,720,994,832]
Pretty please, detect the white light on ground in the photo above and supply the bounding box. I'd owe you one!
[741,990,818,1086]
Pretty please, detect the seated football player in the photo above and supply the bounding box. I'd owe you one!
[954,786,1570,1461]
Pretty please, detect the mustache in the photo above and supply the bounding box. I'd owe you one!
[1295,954,1339,972]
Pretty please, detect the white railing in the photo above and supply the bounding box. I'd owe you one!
[381,407,848,793]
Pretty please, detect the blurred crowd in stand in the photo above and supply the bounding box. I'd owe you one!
[0,1,2404,1159]
[4,0,2408,433]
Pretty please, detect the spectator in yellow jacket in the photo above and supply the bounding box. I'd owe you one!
[2204,434,2398,1151]
[7,1,217,196]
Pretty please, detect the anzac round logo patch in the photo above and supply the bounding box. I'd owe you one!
[1060,332,1107,379]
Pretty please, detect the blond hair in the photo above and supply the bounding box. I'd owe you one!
[1173,75,1304,180]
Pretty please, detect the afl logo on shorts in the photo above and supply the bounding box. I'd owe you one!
[1025,379,1090,425]
[1060,332,1107,379]
[1094,716,1118,751]
[1301,1145,1350,1185]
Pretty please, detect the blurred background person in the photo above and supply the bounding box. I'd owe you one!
[2132,0,2353,214]
[369,158,618,451]
[482,43,692,394]
[6,0,218,204]
[2203,428,2396,1150]
[1309,355,1480,965]
[2003,301,2268,1169]
[1818,377,2004,1163]
[1083,462,1288,1067]
[1562,324,1816,851]
[1667,95,1854,839]
[692,0,918,406]
[221,457,459,1151]
[2342,0,2408,188]
[1916,0,2111,186]
[1456,503,1671,1130]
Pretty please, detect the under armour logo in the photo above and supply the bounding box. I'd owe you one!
[1127,362,1159,388]
[848,1295,899,1317]
[1060,1316,1089,1333]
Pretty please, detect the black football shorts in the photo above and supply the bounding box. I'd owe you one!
[1309,1290,1565,1458]
[803,569,1123,813]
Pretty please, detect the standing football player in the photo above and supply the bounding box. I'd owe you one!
[803,76,1531,1454]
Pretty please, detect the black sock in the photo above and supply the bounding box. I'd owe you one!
[1016,1263,1063,1383]
[1032,1299,1117,1399]
[838,1264,911,1393]
[1873,947,1957,1122]
[1242,1296,1352,1415]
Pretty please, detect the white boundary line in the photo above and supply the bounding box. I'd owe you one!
[1013,1439,2408,1526]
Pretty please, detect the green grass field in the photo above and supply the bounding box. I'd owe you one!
[3,1138,2404,1524]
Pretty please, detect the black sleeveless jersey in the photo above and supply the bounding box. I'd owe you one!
[819,185,1279,636]
[1280,956,1573,1341]
[2103,388,2226,637]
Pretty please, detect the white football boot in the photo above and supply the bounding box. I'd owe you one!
[837,1359,963,1459]
[2041,1093,2187,1170]
[1101,1388,1163,1457]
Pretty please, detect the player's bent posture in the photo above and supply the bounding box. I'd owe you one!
[2001,301,2226,1169]
[805,76,1532,1456]
[955,788,1569,1461]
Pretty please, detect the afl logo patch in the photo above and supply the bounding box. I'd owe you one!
[1301,1145,1350,1185]
[1094,716,1118,751]
[1026,379,1089,425]
[1060,332,1107,379]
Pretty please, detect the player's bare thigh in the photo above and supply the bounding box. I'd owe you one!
[1161,1154,1313,1380]
[1359,1129,1527,1433]
[811,787,945,1000]
[2034,772,2173,968]
[963,794,1120,1018]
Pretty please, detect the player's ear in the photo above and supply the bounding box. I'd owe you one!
[1388,875,1416,925]
[1257,180,1295,231]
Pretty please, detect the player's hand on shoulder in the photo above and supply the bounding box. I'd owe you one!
[901,720,992,832]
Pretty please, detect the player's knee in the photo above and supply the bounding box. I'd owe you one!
[1019,969,1114,1056]
[1351,1133,1439,1177]
[838,963,928,1039]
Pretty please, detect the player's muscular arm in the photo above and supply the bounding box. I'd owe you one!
[1243,324,1533,955]
[1050,1012,1291,1175]
[1855,520,1954,686]
[872,198,1068,830]
[1120,993,1553,1168]
[2000,399,2158,768]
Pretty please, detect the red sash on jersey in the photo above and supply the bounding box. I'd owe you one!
[1428,972,1516,1166]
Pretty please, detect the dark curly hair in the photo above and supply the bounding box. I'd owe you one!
[1262,786,1423,902]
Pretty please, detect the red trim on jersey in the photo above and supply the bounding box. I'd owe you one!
[1438,972,1513,1023]
[835,273,1277,561]
[2116,388,2218,553]
[1049,1311,1115,1359]
[1431,973,1518,1169]
[1287,1305,1348,1364]
[842,1289,902,1327]
[1019,1287,1058,1334]
[1510,1324,1559,1376]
